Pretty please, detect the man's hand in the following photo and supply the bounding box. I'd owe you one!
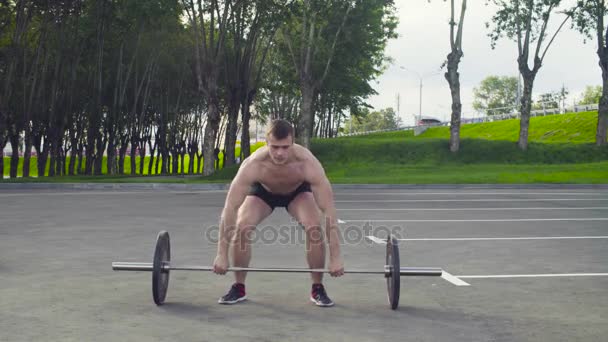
[328,255,345,277]
[213,253,229,275]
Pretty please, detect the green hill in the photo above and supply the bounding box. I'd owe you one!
[418,111,597,143]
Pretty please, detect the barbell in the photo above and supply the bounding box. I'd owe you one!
[112,231,443,310]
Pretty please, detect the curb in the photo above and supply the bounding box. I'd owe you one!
[1,183,608,191]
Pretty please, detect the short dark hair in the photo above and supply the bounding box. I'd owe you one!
[266,119,294,140]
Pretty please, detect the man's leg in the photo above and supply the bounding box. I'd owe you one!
[287,192,334,307]
[287,192,324,284]
[232,196,273,284]
[219,196,272,304]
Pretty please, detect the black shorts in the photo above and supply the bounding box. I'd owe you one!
[249,182,312,210]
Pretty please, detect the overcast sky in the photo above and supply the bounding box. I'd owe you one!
[367,0,600,126]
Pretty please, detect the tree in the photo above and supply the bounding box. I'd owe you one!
[342,107,401,133]
[579,85,602,105]
[487,0,571,150]
[280,0,354,148]
[314,0,397,138]
[0,0,15,175]
[223,0,286,167]
[571,1,607,145]
[532,87,568,110]
[473,75,518,115]
[443,0,467,152]
[183,0,232,175]
[278,0,397,146]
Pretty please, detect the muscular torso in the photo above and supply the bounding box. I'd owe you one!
[247,145,311,195]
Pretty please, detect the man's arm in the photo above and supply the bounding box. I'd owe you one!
[306,156,344,276]
[214,160,256,271]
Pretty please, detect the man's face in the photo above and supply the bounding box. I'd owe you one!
[266,134,293,165]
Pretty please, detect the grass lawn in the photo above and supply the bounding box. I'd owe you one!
[323,162,608,184]
[5,161,606,184]
[417,111,598,143]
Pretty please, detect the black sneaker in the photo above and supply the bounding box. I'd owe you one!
[218,283,247,304]
[310,284,334,307]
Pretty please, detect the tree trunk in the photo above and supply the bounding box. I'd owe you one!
[172,150,179,174]
[161,145,169,174]
[203,99,221,176]
[48,128,64,177]
[84,128,96,175]
[446,51,463,153]
[179,144,185,174]
[597,63,608,146]
[335,113,342,138]
[22,127,32,177]
[48,131,57,177]
[118,142,128,175]
[148,139,157,175]
[187,140,197,174]
[197,152,204,174]
[130,143,137,175]
[297,83,315,148]
[68,129,78,176]
[155,144,163,175]
[240,99,251,160]
[0,147,4,179]
[139,144,146,175]
[188,151,195,174]
[224,96,239,168]
[37,139,49,177]
[518,75,535,150]
[76,143,84,175]
[107,135,116,175]
[57,139,65,176]
[94,137,105,175]
[54,143,64,176]
[9,133,19,178]
[327,105,333,138]
[0,135,5,178]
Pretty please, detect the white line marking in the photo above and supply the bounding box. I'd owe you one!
[336,198,608,203]
[366,235,608,243]
[339,207,608,211]
[338,219,346,224]
[457,273,608,279]
[336,192,607,196]
[397,236,608,241]
[441,271,471,286]
[365,236,387,244]
[349,218,608,223]
[0,190,228,197]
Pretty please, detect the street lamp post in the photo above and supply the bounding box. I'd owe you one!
[399,66,441,124]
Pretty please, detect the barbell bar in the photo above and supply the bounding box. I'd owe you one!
[112,263,442,276]
[112,230,443,310]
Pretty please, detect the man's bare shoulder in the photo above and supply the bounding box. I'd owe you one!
[290,144,327,182]
[292,143,318,162]
[241,147,268,166]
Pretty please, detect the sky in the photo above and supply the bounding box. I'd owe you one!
[367,0,600,126]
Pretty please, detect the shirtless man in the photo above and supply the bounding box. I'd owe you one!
[212,119,344,307]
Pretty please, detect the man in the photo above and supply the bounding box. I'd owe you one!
[212,119,344,307]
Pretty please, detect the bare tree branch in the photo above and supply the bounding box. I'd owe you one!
[540,12,571,63]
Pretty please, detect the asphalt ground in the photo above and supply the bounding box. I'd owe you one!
[1,188,607,341]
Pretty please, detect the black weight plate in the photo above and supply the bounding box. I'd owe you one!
[386,235,400,310]
[152,231,171,305]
